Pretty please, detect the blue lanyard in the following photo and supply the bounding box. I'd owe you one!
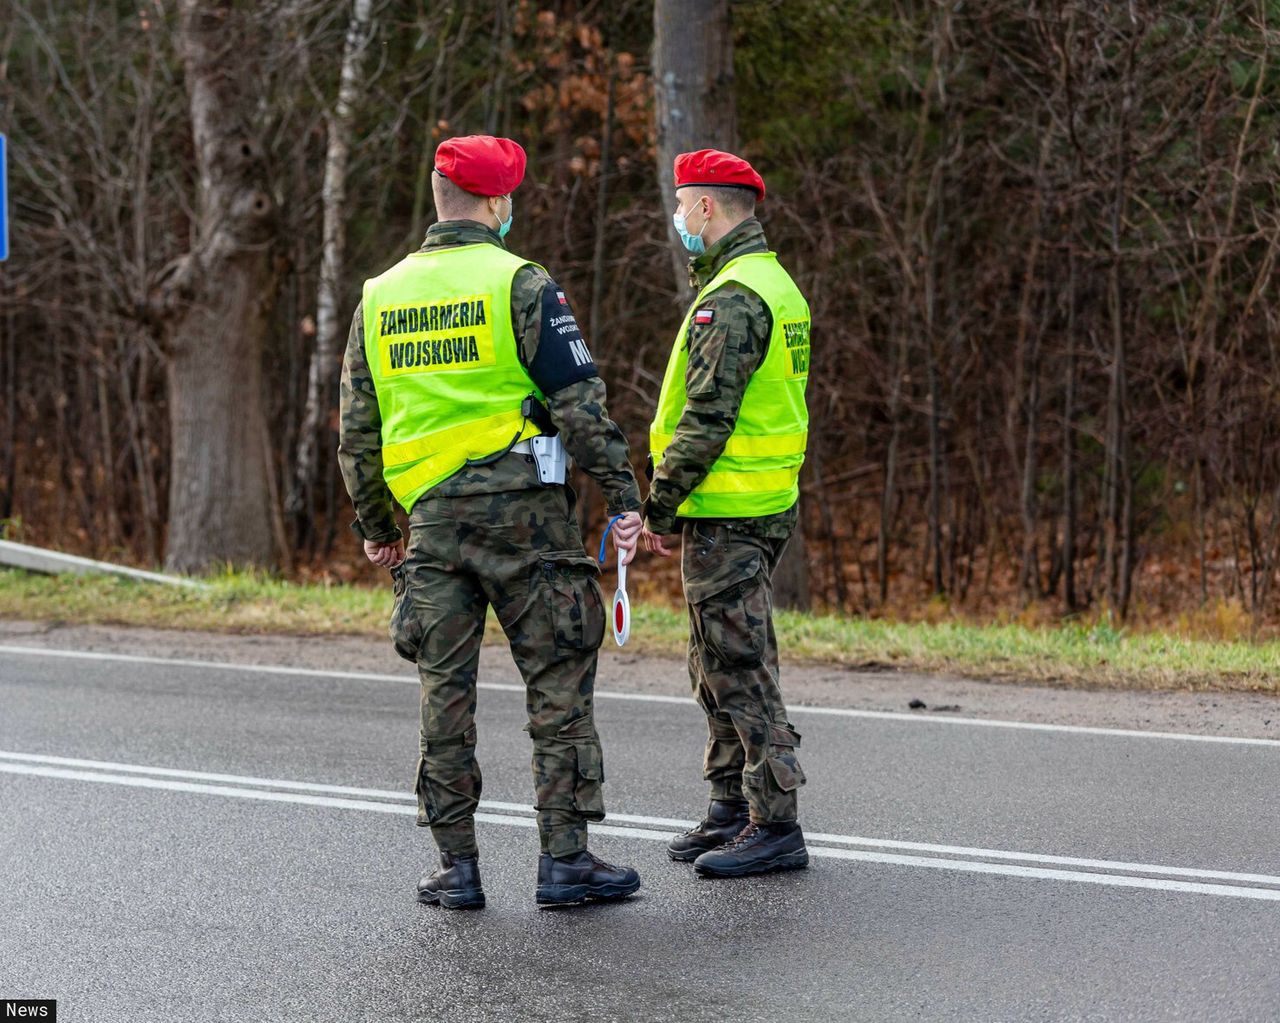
[597,514,625,564]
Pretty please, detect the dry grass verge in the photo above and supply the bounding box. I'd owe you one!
[2,568,1278,693]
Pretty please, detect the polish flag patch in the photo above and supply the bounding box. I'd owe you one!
[557,290,568,305]
[694,307,715,325]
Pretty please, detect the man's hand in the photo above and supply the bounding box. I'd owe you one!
[641,527,680,558]
[364,538,406,569]
[610,511,643,567]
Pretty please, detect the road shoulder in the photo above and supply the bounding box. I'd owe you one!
[3,618,1278,741]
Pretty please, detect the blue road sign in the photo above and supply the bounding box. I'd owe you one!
[0,134,7,261]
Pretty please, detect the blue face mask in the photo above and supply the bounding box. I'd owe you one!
[673,197,707,254]
[495,195,513,239]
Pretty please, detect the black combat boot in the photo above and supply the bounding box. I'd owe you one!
[416,852,485,910]
[535,849,641,907]
[667,799,751,862]
[693,821,809,878]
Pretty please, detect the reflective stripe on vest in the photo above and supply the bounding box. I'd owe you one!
[649,251,810,518]
[362,243,544,512]
[647,430,809,460]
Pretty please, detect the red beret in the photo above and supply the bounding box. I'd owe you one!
[435,135,527,197]
[674,149,765,201]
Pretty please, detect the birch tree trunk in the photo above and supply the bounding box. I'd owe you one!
[164,0,279,572]
[289,0,375,533]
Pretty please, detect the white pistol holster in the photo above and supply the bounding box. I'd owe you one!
[529,435,567,485]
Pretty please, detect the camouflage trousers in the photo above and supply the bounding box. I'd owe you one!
[389,486,608,859]
[681,521,805,823]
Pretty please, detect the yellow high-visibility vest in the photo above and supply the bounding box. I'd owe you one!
[362,243,543,512]
[649,251,810,518]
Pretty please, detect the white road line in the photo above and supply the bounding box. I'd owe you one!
[1,761,419,816]
[0,749,421,800]
[4,750,1280,897]
[786,706,1280,749]
[2,642,1279,749]
[3,760,1276,902]
[9,759,1279,903]
[0,750,696,830]
[806,846,1280,902]
[0,750,694,832]
[800,831,1280,887]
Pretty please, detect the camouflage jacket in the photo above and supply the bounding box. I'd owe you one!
[642,218,800,540]
[339,221,641,543]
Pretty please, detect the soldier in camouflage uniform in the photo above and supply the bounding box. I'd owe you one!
[643,150,811,878]
[339,135,643,908]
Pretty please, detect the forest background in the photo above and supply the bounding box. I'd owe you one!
[5,0,1280,642]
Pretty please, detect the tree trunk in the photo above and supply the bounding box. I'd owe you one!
[290,0,374,535]
[653,0,736,298]
[774,518,811,612]
[165,0,279,573]
[1102,15,1142,617]
[589,72,615,341]
[809,439,847,611]
[1061,262,1078,612]
[925,333,944,596]
[878,327,909,606]
[0,274,15,524]
[1018,321,1042,600]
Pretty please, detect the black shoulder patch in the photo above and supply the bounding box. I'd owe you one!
[528,283,598,394]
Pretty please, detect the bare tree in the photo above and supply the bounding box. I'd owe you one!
[289,0,375,541]
[158,0,281,572]
[8,0,1280,629]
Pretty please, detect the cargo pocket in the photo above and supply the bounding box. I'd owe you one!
[572,741,606,819]
[414,724,478,827]
[538,550,605,652]
[765,751,806,793]
[389,565,424,663]
[766,722,805,791]
[562,717,606,820]
[769,722,802,750]
[688,546,768,670]
[412,754,436,827]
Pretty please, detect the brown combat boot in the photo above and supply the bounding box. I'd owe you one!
[416,852,485,909]
[693,821,809,878]
[667,799,751,862]
[535,850,641,907]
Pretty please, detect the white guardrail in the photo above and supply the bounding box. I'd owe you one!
[0,539,206,589]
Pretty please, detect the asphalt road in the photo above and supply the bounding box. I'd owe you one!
[2,639,1279,1022]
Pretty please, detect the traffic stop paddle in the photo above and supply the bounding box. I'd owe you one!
[597,514,631,647]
